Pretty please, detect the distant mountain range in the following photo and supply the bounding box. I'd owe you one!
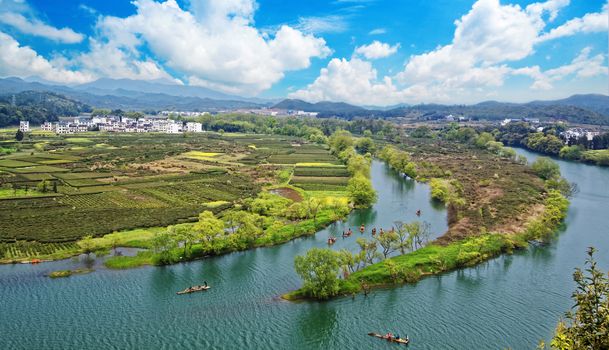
[0,77,268,111]
[1,77,608,125]
[272,99,366,114]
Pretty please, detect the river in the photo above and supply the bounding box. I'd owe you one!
[1,156,607,349]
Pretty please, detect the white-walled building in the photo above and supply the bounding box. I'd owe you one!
[185,122,203,133]
[166,123,182,134]
[41,122,53,131]
[19,121,29,132]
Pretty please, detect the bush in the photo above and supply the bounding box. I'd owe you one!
[531,157,560,180]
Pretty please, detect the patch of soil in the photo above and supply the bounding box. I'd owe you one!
[270,187,303,202]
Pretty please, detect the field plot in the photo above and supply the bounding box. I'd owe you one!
[0,132,265,247]
[0,159,38,167]
[289,162,350,191]
[9,165,70,173]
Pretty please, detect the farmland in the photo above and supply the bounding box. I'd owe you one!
[0,130,345,261]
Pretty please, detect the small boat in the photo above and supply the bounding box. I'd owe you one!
[368,332,409,345]
[176,285,210,295]
[327,237,337,245]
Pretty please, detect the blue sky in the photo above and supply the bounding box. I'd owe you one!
[0,0,606,105]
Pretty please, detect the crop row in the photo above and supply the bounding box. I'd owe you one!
[268,154,340,164]
[293,166,349,177]
[0,242,79,260]
[291,176,349,185]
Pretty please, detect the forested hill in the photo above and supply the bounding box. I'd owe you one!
[0,91,91,127]
[272,95,609,125]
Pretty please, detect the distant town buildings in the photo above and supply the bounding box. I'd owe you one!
[41,115,206,135]
[562,128,600,143]
[234,108,318,117]
[159,111,210,117]
[19,121,29,132]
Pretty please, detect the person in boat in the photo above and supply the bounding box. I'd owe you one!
[379,228,384,235]
[348,228,353,235]
[395,334,400,340]
[203,281,208,287]
[371,228,376,235]
[385,332,393,340]
[359,224,365,233]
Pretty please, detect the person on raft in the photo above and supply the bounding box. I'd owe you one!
[416,209,421,216]
[359,224,365,233]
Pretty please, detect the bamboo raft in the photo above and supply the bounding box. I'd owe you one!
[176,285,210,295]
[368,333,409,345]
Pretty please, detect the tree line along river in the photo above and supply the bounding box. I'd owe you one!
[0,154,607,349]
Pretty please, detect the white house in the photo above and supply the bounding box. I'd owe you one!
[166,123,182,134]
[41,122,53,131]
[19,121,29,132]
[185,122,203,133]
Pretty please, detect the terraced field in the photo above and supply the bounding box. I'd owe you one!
[0,132,341,259]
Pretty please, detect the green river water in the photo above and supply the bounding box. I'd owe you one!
[1,153,608,349]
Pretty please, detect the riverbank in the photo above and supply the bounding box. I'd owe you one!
[103,204,350,269]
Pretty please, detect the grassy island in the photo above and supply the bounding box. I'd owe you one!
[286,124,572,301]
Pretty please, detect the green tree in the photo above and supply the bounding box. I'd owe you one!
[193,211,225,245]
[559,145,584,160]
[375,231,399,259]
[79,235,95,257]
[347,174,377,208]
[328,130,354,155]
[475,132,495,148]
[15,129,24,141]
[549,247,609,350]
[347,154,371,177]
[531,157,560,180]
[294,248,342,299]
[152,230,177,264]
[36,180,49,193]
[356,137,376,154]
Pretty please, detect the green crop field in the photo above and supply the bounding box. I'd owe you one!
[0,131,344,261]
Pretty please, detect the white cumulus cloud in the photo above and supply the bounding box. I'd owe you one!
[85,0,330,95]
[289,58,407,106]
[354,41,400,59]
[538,2,608,42]
[292,0,607,105]
[0,31,92,83]
[0,12,84,43]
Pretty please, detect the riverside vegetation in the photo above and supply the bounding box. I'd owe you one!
[288,123,572,300]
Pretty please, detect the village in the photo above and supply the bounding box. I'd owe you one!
[33,115,204,134]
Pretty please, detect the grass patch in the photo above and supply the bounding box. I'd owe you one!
[8,165,69,173]
[48,268,93,278]
[105,251,154,269]
[0,159,38,168]
[65,138,94,144]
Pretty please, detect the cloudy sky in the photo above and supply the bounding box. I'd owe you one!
[0,0,607,105]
